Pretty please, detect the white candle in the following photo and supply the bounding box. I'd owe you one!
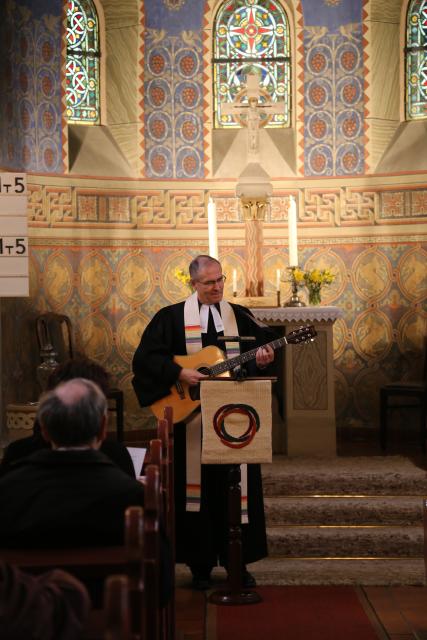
[276,268,281,292]
[207,198,218,259]
[232,269,237,293]
[288,195,298,267]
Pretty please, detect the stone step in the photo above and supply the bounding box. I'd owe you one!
[262,455,427,496]
[264,495,423,526]
[249,557,426,586]
[267,524,424,558]
[175,557,426,587]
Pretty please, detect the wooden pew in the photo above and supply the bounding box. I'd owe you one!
[104,575,131,640]
[0,434,171,639]
[161,405,175,552]
[0,506,144,639]
[158,408,176,640]
[144,406,175,640]
[423,498,427,581]
[102,465,165,640]
[141,464,161,640]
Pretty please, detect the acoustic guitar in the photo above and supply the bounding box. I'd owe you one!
[150,324,317,422]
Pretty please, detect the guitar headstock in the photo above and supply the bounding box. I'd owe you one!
[287,325,317,344]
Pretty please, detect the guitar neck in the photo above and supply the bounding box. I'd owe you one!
[209,336,288,376]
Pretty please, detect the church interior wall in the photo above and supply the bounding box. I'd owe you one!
[0,0,426,438]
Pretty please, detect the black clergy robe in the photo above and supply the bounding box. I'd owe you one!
[132,299,277,569]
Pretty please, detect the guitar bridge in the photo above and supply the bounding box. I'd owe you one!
[175,381,185,400]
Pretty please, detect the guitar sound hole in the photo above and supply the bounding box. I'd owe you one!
[198,367,210,375]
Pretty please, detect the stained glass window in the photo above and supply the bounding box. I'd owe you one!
[213,0,291,128]
[406,0,427,120]
[66,0,100,124]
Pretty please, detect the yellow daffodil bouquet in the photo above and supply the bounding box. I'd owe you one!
[174,267,192,289]
[303,268,335,305]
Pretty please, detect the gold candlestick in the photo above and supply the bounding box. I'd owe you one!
[284,266,306,307]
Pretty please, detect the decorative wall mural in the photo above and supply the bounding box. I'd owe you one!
[43,251,74,309]
[352,250,393,302]
[144,30,204,178]
[116,253,155,305]
[78,252,112,306]
[304,25,365,176]
[398,248,427,302]
[353,310,393,362]
[78,312,113,363]
[0,2,62,172]
[117,312,150,363]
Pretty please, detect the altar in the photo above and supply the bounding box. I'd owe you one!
[250,306,342,456]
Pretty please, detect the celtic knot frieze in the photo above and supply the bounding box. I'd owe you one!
[47,187,74,223]
[135,191,169,226]
[25,183,427,228]
[341,188,375,223]
[27,184,45,222]
[301,191,338,224]
[173,192,205,225]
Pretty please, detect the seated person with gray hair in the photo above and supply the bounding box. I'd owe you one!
[1,358,134,478]
[0,378,145,549]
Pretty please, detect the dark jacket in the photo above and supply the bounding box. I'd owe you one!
[0,422,135,478]
[0,449,145,549]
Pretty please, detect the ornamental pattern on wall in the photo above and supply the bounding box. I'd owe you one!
[144,29,205,179]
[25,240,427,431]
[1,6,62,173]
[304,25,365,176]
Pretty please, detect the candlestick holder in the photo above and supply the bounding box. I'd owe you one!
[284,266,306,307]
[276,290,281,307]
[233,291,237,297]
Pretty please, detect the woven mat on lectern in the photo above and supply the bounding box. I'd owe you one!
[200,379,272,464]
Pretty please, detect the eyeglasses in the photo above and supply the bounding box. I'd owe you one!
[196,275,226,287]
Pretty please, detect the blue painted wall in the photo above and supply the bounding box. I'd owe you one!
[0,0,63,173]
[0,0,367,177]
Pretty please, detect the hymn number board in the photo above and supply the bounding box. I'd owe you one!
[0,173,29,297]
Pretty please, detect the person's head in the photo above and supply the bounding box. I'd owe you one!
[189,255,225,305]
[37,378,108,449]
[47,357,110,394]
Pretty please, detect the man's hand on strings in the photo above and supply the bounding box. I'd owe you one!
[179,368,208,386]
[256,345,274,370]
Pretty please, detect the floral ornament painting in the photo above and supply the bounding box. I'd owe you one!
[292,268,335,305]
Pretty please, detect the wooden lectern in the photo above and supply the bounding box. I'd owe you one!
[200,378,275,605]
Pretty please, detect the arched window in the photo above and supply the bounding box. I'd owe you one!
[66,0,100,124]
[213,0,291,129]
[405,0,427,120]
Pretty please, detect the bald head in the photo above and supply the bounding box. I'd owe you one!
[55,378,93,405]
[37,378,108,448]
[189,255,220,280]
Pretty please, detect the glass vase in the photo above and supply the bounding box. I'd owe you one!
[308,286,322,306]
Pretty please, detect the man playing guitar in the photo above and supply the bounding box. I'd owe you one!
[132,255,275,590]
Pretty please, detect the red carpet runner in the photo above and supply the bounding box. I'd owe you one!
[207,586,384,640]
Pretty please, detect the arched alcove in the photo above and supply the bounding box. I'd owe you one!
[366,0,427,172]
[67,0,142,176]
[205,0,299,178]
